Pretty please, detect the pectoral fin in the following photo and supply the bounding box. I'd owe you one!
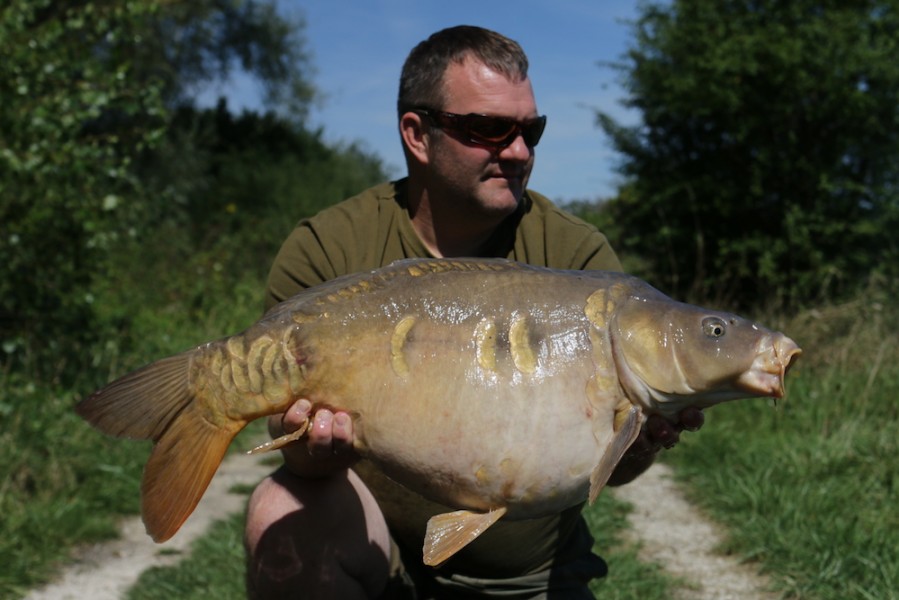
[247,419,310,455]
[423,507,508,567]
[588,404,644,503]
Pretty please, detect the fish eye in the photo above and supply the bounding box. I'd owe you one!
[702,317,727,338]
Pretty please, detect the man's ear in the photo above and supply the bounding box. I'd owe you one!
[400,111,430,165]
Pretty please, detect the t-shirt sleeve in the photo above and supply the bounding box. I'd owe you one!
[264,182,419,311]
[264,195,374,310]
[265,221,341,310]
[517,190,623,272]
[568,228,622,272]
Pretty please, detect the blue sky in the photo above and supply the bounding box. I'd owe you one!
[200,1,643,201]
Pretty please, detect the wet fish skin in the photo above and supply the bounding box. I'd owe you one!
[75,258,801,565]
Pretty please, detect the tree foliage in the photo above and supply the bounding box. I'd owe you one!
[133,0,317,118]
[0,0,315,378]
[597,0,899,309]
[1,0,166,374]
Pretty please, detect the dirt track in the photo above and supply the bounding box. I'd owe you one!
[614,463,778,599]
[26,456,777,599]
[24,453,273,600]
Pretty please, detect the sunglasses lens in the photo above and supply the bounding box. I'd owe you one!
[419,108,547,149]
[466,115,517,144]
[466,115,546,148]
[523,117,546,147]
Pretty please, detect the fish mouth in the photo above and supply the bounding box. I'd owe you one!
[736,334,802,398]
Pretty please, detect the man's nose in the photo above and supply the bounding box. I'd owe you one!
[497,133,533,161]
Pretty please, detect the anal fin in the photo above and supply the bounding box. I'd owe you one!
[589,404,643,503]
[423,507,508,567]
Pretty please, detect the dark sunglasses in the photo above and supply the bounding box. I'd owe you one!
[411,107,547,149]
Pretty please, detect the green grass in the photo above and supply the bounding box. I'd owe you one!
[586,494,684,599]
[665,368,898,599]
[0,376,150,599]
[126,513,249,600]
[0,270,267,599]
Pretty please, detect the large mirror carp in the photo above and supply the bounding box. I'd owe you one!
[77,258,801,566]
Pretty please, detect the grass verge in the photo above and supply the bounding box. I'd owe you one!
[0,275,265,599]
[126,512,249,600]
[0,377,148,599]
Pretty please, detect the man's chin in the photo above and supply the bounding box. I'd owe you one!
[480,200,522,223]
[482,179,524,210]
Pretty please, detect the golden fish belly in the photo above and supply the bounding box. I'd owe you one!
[300,304,614,519]
[363,375,607,518]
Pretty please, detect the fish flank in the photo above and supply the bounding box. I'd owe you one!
[280,326,306,395]
[226,336,246,362]
[218,361,233,396]
[246,336,273,393]
[229,352,252,393]
[261,340,284,402]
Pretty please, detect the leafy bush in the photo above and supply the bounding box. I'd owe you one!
[0,0,168,377]
[597,0,899,310]
[0,0,318,383]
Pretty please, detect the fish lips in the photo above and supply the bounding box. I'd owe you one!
[736,334,802,398]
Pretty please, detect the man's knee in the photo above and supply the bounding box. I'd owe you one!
[244,466,391,599]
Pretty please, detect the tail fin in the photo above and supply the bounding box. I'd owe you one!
[76,351,241,542]
[140,400,237,541]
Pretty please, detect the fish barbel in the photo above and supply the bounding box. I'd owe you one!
[76,258,801,566]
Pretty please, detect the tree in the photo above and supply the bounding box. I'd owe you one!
[0,0,316,377]
[133,0,317,119]
[597,0,899,309]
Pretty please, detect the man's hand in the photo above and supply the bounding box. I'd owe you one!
[606,407,705,486]
[269,399,360,478]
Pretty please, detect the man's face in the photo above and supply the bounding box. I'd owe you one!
[426,58,540,220]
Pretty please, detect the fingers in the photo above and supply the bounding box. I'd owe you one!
[643,407,705,451]
[307,409,337,457]
[332,412,354,454]
[646,414,679,449]
[679,406,705,432]
[283,399,354,458]
[282,399,312,433]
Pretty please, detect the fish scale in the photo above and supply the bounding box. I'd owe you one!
[76,257,800,567]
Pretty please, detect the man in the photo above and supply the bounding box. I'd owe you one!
[245,25,703,599]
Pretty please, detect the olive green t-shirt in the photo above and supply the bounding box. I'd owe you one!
[264,178,621,586]
[265,178,621,310]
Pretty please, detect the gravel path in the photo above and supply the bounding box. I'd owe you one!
[613,462,779,599]
[26,456,777,599]
[25,453,274,600]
